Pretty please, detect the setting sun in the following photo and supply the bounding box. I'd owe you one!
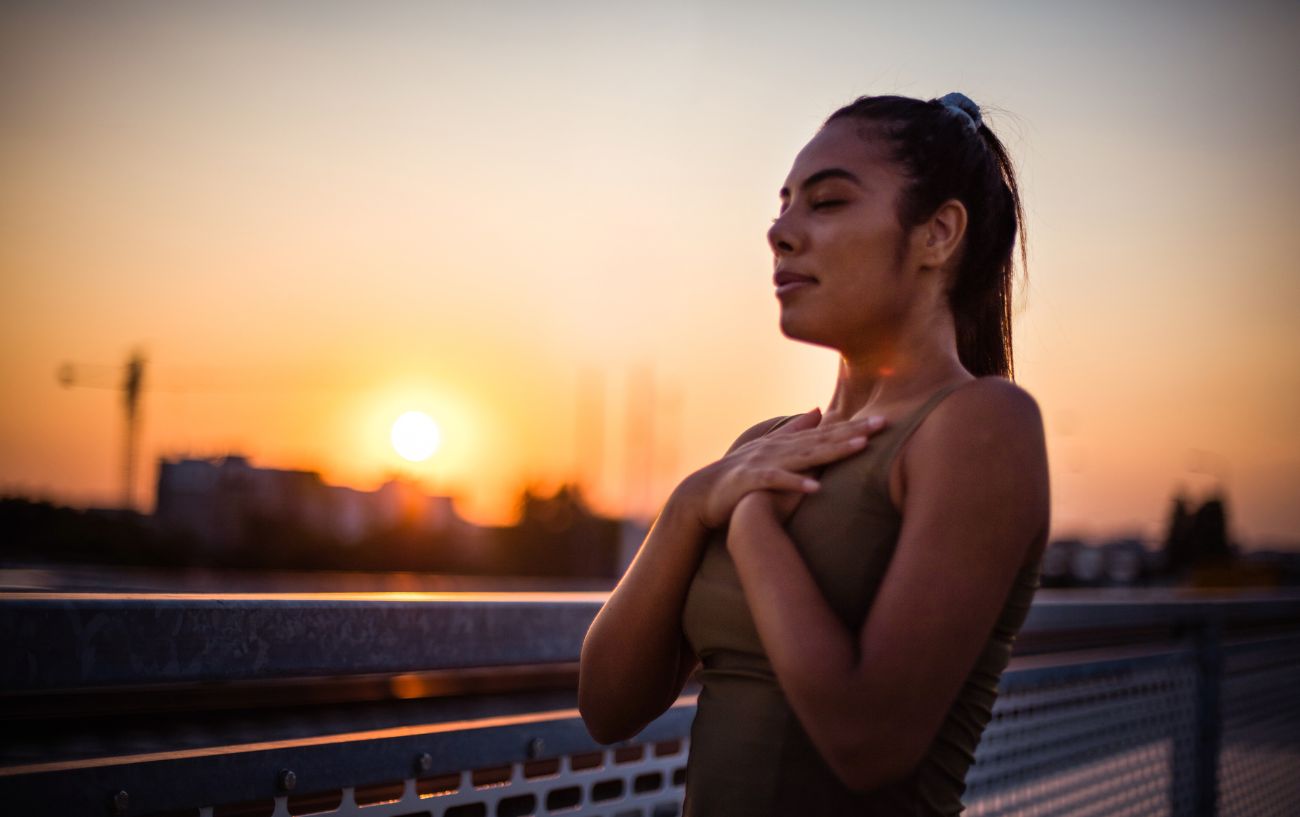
[390,411,442,462]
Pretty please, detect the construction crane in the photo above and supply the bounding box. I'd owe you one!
[57,351,147,511]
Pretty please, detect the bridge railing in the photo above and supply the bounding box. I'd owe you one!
[2,590,1298,817]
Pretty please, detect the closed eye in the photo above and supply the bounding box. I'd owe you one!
[811,199,846,211]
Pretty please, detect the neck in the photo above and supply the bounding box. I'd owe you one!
[822,310,969,422]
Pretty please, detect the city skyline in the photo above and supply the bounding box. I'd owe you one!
[2,2,1298,544]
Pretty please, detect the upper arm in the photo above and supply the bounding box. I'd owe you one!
[854,379,1048,762]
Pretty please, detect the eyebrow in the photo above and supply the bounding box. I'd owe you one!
[779,167,863,198]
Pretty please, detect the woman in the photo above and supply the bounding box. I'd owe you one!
[579,93,1049,815]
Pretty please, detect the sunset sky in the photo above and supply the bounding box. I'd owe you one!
[2,2,1297,545]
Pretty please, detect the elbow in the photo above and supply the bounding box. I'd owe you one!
[578,702,643,746]
[579,711,620,746]
[578,638,622,745]
[577,700,629,746]
[577,677,644,746]
[582,718,637,747]
[798,682,936,792]
[825,734,927,793]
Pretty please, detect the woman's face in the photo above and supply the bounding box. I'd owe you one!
[768,118,920,353]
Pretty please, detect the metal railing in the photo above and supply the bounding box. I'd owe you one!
[2,589,1298,817]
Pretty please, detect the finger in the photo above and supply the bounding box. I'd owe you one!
[765,415,887,467]
[750,467,820,494]
[770,408,821,436]
[782,414,885,447]
[814,414,886,439]
[781,434,872,469]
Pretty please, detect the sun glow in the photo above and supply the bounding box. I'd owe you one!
[390,411,442,462]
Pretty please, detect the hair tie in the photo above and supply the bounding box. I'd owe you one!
[937,92,982,134]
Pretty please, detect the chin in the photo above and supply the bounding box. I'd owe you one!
[778,310,838,350]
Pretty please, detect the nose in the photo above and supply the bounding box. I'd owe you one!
[767,211,800,256]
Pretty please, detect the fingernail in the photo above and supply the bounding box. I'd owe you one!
[849,436,867,447]
[802,478,820,491]
[867,416,885,429]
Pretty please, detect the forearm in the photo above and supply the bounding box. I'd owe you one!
[727,494,910,788]
[727,494,858,692]
[579,484,708,742]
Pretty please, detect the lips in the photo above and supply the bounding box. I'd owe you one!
[774,270,817,296]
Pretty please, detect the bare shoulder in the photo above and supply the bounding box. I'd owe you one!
[899,377,1047,513]
[924,377,1044,442]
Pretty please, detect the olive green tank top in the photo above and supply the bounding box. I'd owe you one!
[679,381,1042,816]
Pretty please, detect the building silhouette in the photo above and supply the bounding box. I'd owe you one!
[1162,491,1233,577]
[155,455,461,552]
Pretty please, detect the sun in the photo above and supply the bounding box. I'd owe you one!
[390,411,442,462]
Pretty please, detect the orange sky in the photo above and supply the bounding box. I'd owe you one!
[2,2,1298,545]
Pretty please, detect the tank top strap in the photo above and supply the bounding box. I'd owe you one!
[870,378,976,473]
[765,379,975,469]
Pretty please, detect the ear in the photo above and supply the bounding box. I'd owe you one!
[916,198,968,271]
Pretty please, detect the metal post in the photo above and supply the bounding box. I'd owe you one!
[1193,617,1223,817]
[1170,618,1223,817]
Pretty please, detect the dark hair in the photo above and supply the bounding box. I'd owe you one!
[825,95,1026,379]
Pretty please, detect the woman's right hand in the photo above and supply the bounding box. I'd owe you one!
[682,409,886,530]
